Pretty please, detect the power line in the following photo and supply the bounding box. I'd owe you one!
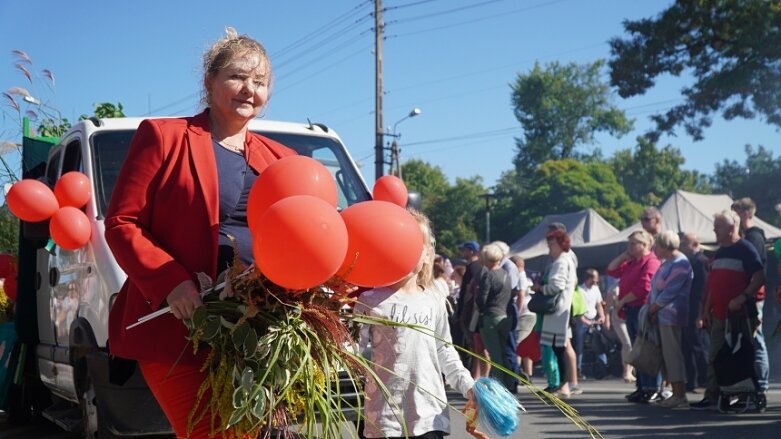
[390,0,511,23]
[271,0,372,59]
[391,0,571,38]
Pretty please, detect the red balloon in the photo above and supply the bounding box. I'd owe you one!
[247,156,338,230]
[252,195,347,290]
[49,207,92,250]
[6,179,59,222]
[54,171,92,208]
[373,175,408,207]
[338,201,424,287]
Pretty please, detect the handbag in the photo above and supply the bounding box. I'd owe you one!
[628,313,662,376]
[527,292,562,314]
[714,314,755,388]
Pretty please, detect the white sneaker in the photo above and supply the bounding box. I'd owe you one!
[660,388,673,400]
[658,395,688,409]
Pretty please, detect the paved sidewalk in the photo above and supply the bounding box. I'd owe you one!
[445,377,780,438]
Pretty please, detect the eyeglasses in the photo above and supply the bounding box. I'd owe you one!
[640,217,654,222]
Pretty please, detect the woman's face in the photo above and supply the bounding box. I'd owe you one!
[627,239,647,258]
[547,238,562,256]
[206,52,269,124]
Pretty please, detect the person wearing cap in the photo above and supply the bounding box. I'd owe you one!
[731,197,770,396]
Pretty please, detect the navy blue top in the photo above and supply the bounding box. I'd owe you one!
[213,139,258,273]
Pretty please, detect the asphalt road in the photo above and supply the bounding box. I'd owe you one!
[1,377,779,438]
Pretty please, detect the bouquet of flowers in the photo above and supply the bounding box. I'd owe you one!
[183,263,367,438]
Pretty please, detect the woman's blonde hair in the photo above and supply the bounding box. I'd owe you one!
[628,230,654,248]
[408,209,435,288]
[656,230,680,251]
[201,27,270,106]
[480,243,504,264]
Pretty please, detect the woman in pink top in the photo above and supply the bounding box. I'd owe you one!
[606,230,661,403]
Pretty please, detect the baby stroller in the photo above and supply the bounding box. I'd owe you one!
[713,312,765,413]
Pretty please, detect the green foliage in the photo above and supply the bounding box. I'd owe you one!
[610,137,712,206]
[37,117,72,138]
[511,60,633,176]
[711,145,781,226]
[401,160,485,257]
[0,207,19,256]
[84,102,125,119]
[609,0,781,141]
[400,159,449,211]
[493,159,642,240]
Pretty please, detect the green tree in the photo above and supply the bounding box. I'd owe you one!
[610,136,712,206]
[711,145,781,226]
[436,177,485,258]
[609,0,781,141]
[400,159,449,213]
[0,207,18,255]
[495,159,641,239]
[401,160,485,257]
[511,60,633,177]
[89,102,125,119]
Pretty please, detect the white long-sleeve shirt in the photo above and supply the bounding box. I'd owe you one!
[356,287,474,438]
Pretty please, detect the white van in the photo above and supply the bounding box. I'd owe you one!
[25,116,370,437]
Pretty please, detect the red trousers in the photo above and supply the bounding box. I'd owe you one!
[139,360,215,439]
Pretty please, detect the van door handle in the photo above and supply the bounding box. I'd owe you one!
[49,267,60,287]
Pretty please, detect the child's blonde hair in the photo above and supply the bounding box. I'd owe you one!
[408,208,435,289]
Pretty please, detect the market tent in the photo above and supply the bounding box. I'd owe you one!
[508,208,620,272]
[657,190,781,243]
[572,190,781,271]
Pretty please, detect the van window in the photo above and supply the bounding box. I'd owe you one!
[257,132,370,209]
[45,150,62,188]
[91,129,370,217]
[62,140,83,174]
[91,130,134,217]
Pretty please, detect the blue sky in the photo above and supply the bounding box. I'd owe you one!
[2,0,778,188]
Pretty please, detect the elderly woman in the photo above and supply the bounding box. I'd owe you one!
[647,230,693,408]
[476,243,516,389]
[534,229,577,396]
[607,230,661,403]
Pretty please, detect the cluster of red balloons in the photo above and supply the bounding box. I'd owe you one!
[7,172,92,250]
[248,156,424,291]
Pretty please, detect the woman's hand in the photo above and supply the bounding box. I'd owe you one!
[166,280,202,320]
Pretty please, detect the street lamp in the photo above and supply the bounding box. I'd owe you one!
[388,107,421,180]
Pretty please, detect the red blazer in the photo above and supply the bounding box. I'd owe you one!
[105,110,295,364]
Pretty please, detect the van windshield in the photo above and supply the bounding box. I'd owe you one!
[91,129,370,217]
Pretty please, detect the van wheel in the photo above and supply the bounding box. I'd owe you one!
[81,383,117,438]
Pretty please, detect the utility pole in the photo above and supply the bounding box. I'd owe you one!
[482,192,493,243]
[374,0,385,182]
[389,138,400,178]
[480,189,507,243]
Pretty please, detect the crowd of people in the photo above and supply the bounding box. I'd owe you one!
[437,200,779,413]
[102,26,780,439]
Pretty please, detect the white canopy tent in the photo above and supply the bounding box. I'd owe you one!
[508,208,620,272]
[572,190,781,271]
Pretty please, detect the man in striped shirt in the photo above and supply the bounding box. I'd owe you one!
[691,210,765,410]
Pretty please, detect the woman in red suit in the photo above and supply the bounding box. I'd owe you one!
[105,28,295,438]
